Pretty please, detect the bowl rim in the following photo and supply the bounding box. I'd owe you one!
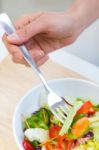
[12,77,99,150]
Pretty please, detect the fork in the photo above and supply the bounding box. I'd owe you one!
[0,13,73,123]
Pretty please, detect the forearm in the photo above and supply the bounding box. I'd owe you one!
[67,0,99,32]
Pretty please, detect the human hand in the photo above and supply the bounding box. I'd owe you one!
[2,12,80,66]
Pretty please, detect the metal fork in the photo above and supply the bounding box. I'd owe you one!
[0,13,73,123]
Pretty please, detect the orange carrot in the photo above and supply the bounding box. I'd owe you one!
[71,117,90,138]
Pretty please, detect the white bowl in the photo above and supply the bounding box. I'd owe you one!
[13,78,99,150]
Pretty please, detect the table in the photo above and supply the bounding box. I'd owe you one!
[0,55,86,150]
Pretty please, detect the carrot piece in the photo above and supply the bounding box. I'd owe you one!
[45,143,52,150]
[57,135,63,149]
[71,117,90,138]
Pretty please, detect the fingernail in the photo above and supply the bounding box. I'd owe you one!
[7,33,20,42]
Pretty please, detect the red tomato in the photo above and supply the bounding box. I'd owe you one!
[66,140,74,150]
[76,101,93,115]
[49,125,61,138]
[23,139,35,150]
[88,108,96,115]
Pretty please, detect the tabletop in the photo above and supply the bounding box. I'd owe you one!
[0,55,86,150]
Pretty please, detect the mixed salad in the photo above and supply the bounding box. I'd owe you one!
[22,97,99,150]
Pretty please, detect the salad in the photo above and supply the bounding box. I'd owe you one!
[22,97,99,150]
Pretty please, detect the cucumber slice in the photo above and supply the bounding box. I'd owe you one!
[59,101,83,136]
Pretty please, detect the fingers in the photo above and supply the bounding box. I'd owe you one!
[14,12,44,29]
[12,50,48,66]
[7,13,46,45]
[37,55,49,66]
[2,34,23,59]
[2,34,48,66]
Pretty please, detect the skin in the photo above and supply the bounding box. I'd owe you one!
[2,0,99,66]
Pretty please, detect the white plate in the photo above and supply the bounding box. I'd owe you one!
[13,78,99,150]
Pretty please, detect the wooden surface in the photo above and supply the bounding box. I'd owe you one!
[0,56,86,150]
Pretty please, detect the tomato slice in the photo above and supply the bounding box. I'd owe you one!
[88,108,96,115]
[66,140,74,150]
[23,139,35,150]
[76,101,93,115]
[49,125,61,138]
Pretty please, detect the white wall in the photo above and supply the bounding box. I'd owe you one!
[1,0,73,19]
[65,19,99,66]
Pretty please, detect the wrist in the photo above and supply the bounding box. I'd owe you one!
[65,0,99,34]
[65,8,88,35]
[61,11,79,36]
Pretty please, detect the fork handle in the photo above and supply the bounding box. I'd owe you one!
[18,45,51,93]
[1,14,51,93]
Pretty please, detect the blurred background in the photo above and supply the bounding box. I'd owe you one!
[0,0,99,66]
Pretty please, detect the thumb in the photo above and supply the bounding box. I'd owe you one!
[7,20,45,45]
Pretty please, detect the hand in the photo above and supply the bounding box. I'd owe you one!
[2,12,80,66]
